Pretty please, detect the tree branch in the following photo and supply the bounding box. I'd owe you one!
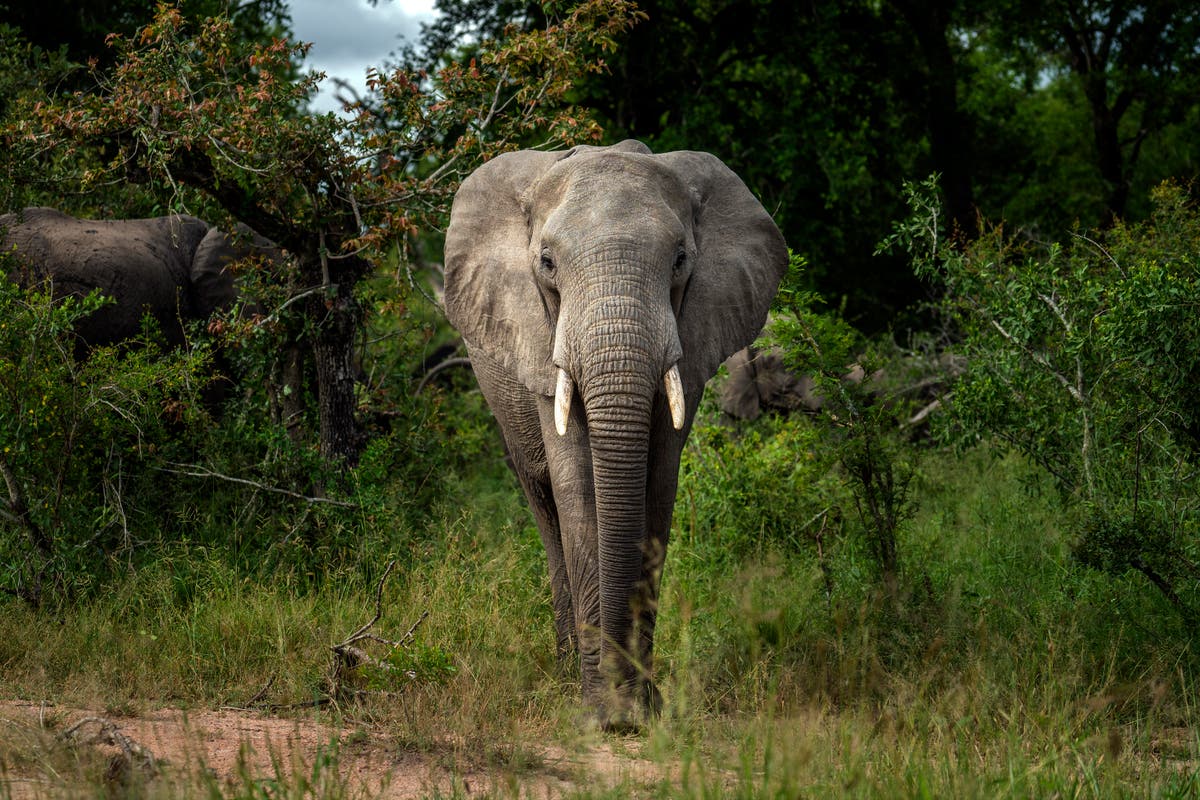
[0,454,52,556]
[158,462,358,507]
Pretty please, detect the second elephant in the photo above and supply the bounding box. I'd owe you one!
[1,207,277,350]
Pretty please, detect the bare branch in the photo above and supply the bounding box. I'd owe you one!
[334,560,398,650]
[59,717,159,778]
[1071,231,1125,276]
[415,356,472,395]
[158,462,358,507]
[988,317,1082,403]
[0,454,52,556]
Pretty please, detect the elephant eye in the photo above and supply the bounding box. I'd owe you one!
[539,250,556,275]
[672,249,687,279]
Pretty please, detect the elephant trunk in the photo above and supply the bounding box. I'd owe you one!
[585,360,654,701]
[565,279,680,712]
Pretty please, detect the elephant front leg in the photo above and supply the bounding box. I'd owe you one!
[518,474,577,662]
[536,396,606,707]
[466,349,580,667]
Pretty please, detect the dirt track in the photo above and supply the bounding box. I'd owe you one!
[0,700,680,798]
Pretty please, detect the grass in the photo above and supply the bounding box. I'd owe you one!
[1,418,1199,796]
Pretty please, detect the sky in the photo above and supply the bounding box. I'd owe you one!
[288,0,439,114]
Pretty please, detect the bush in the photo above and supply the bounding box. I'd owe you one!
[679,408,844,566]
[765,252,921,582]
[892,178,1200,626]
[0,272,211,605]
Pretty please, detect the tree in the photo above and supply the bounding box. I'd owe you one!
[4,1,642,465]
[990,1,1200,225]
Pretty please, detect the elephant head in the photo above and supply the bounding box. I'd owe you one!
[444,140,787,727]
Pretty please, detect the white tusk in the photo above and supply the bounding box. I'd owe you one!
[664,364,686,431]
[554,368,574,436]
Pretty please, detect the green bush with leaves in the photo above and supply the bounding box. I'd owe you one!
[764,252,920,582]
[679,409,844,566]
[0,272,210,605]
[891,178,1200,626]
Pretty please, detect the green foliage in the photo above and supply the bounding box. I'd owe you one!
[679,410,843,565]
[372,640,459,689]
[765,250,919,582]
[0,270,211,605]
[896,177,1200,625]
[0,25,78,212]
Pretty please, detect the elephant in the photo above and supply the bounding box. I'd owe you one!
[1,207,276,352]
[718,344,968,428]
[443,140,788,728]
[719,345,824,419]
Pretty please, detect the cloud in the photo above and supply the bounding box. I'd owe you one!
[289,0,437,113]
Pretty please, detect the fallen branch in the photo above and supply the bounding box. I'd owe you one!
[59,716,159,781]
[159,462,358,508]
[904,397,942,428]
[330,560,430,691]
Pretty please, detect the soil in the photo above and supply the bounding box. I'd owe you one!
[0,700,675,798]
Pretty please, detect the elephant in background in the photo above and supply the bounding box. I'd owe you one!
[444,140,787,728]
[719,345,825,419]
[719,344,968,428]
[1,207,277,351]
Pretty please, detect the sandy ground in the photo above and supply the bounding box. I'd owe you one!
[0,700,677,798]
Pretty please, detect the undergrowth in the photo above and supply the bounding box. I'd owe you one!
[2,422,1197,797]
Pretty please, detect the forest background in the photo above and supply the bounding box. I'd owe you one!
[1,1,1199,796]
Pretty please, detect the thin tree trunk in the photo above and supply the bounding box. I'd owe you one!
[311,292,363,464]
[891,0,977,240]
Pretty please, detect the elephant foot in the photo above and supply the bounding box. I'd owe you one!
[597,705,643,734]
[585,680,662,734]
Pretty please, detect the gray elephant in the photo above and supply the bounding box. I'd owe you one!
[1,207,275,350]
[444,140,787,728]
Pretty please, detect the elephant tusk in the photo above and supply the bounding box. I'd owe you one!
[664,364,686,431]
[554,368,574,436]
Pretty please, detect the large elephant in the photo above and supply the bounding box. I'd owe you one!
[1,207,275,350]
[444,140,788,728]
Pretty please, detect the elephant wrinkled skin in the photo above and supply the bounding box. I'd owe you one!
[1,207,276,350]
[444,140,788,729]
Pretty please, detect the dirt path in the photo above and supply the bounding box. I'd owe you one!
[0,700,676,798]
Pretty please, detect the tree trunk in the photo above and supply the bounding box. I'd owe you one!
[272,340,307,445]
[310,291,363,464]
[1083,74,1128,226]
[891,0,977,240]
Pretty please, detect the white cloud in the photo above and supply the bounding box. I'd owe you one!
[289,0,438,114]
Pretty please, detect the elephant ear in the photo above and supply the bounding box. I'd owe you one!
[444,150,563,396]
[657,151,788,394]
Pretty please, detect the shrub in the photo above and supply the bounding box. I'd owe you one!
[679,408,844,566]
[892,178,1200,626]
[765,252,920,583]
[0,272,210,605]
